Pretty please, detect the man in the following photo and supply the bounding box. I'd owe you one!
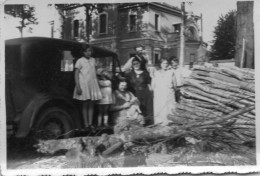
[122,45,148,72]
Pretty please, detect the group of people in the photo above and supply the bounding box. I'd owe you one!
[73,45,183,130]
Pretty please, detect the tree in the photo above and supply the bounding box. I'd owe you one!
[4,5,38,38]
[55,4,108,43]
[210,10,236,60]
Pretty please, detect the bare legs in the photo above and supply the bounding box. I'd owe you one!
[82,100,94,128]
[98,105,109,127]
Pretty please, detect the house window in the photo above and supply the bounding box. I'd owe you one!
[155,14,159,31]
[173,24,180,33]
[189,53,195,69]
[154,53,160,65]
[187,27,197,40]
[73,20,79,38]
[129,14,137,32]
[99,13,107,34]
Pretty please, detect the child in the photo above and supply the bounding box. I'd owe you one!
[96,70,113,127]
[73,46,102,129]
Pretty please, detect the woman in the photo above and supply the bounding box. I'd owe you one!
[125,58,153,125]
[152,58,177,125]
[110,80,144,125]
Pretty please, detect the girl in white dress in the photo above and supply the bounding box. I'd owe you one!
[73,46,102,129]
[152,58,177,125]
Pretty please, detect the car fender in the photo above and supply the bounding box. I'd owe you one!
[15,93,80,138]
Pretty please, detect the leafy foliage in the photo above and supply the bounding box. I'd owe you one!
[210,10,236,60]
[55,4,109,42]
[4,5,38,37]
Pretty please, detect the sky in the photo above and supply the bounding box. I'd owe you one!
[3,0,238,45]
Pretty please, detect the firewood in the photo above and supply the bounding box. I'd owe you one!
[180,98,233,113]
[181,88,225,105]
[184,79,240,99]
[187,105,254,128]
[240,82,255,93]
[209,83,241,93]
[102,142,123,157]
[191,70,209,77]
[191,74,241,88]
[176,103,223,117]
[250,109,255,115]
[184,87,246,109]
[209,71,241,84]
[185,79,254,103]
[231,94,255,102]
[220,67,245,80]
[223,65,254,76]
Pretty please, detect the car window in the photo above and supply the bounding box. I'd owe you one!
[61,51,74,72]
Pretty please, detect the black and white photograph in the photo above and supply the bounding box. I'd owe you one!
[0,0,259,175]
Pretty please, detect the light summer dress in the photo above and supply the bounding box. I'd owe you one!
[73,57,102,101]
[152,69,176,124]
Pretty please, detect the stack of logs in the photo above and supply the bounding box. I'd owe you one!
[168,65,255,151]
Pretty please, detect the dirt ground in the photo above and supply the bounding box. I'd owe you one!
[6,136,256,169]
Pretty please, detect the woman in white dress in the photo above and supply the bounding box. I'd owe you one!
[152,58,177,125]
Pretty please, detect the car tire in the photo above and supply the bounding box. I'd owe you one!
[34,107,74,139]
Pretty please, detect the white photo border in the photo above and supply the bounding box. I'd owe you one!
[0,0,260,175]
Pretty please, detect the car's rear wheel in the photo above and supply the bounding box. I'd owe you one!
[34,107,74,140]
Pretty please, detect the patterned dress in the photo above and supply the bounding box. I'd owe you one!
[73,57,102,101]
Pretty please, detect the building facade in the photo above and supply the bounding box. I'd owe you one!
[61,3,206,67]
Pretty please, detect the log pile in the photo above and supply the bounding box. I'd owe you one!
[168,65,255,151]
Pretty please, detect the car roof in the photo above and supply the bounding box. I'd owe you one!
[5,37,118,58]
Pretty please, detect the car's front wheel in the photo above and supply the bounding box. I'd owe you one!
[34,107,74,140]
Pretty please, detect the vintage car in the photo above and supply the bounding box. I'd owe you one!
[5,37,121,138]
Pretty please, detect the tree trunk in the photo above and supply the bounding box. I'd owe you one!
[20,28,23,38]
[85,5,90,43]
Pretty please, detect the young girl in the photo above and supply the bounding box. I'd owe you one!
[96,70,113,127]
[73,46,102,129]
